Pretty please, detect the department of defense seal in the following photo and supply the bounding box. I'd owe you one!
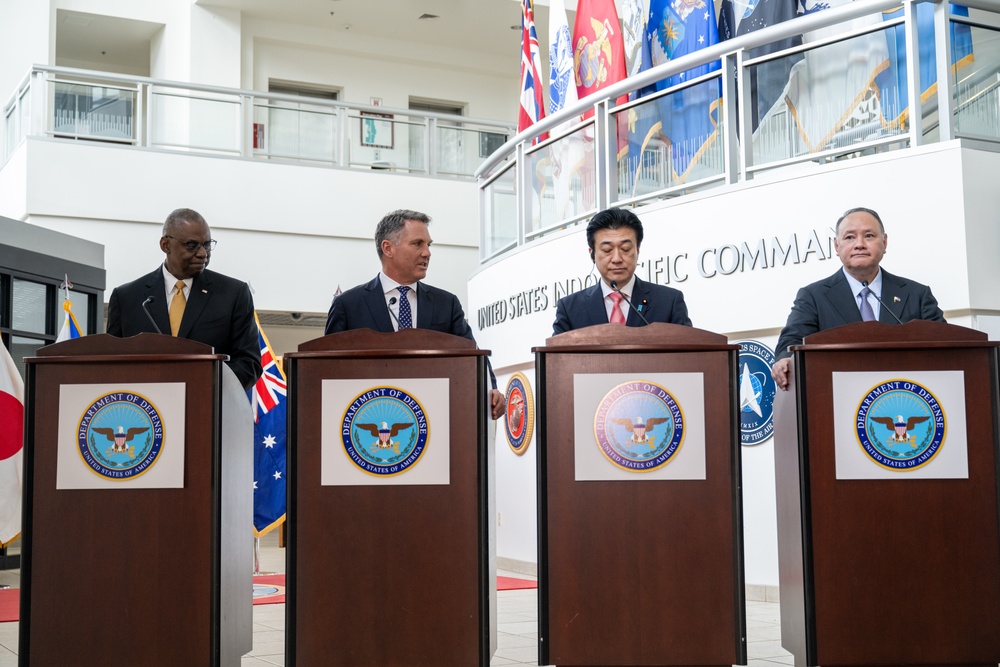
[737,340,776,446]
[504,372,534,456]
[341,386,429,476]
[77,391,164,480]
[856,379,946,470]
[594,381,684,472]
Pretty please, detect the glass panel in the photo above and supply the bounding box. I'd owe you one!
[51,81,135,140]
[4,104,14,160]
[483,164,517,259]
[955,23,1000,140]
[436,126,508,177]
[257,101,338,162]
[525,123,594,235]
[349,113,424,172]
[151,92,240,152]
[751,26,907,167]
[10,335,44,380]
[12,279,47,334]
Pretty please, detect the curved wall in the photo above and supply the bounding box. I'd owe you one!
[471,140,1000,585]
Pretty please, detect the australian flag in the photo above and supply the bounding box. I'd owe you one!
[249,314,287,537]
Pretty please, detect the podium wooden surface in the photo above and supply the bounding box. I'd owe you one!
[534,323,746,667]
[284,328,492,666]
[20,333,253,667]
[774,320,1000,667]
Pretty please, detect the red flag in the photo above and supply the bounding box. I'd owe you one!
[518,0,547,141]
[0,341,24,547]
[573,0,629,114]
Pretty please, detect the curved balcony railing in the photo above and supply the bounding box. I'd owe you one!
[2,65,515,179]
[476,0,1000,263]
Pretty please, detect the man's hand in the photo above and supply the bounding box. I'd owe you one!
[772,357,793,392]
[490,389,506,421]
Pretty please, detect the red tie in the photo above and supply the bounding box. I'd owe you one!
[609,291,626,325]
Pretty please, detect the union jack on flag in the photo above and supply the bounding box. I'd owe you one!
[248,313,286,536]
[518,0,547,142]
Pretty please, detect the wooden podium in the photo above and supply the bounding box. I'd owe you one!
[20,333,253,667]
[534,323,746,667]
[774,320,1000,666]
[284,328,493,666]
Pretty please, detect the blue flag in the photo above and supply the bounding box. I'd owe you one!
[56,299,83,342]
[625,0,722,190]
[249,315,287,537]
[875,3,974,124]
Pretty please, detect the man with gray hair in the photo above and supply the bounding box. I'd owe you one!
[325,209,505,419]
[107,207,261,390]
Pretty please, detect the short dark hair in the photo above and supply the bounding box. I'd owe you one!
[375,209,431,258]
[836,207,885,235]
[586,207,644,252]
[162,208,207,236]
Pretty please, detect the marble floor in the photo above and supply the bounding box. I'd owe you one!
[0,533,793,667]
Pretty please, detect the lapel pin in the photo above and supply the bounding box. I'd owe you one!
[893,296,900,302]
[201,289,209,294]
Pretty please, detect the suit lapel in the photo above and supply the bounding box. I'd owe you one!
[878,271,908,323]
[144,268,171,335]
[625,279,649,327]
[822,271,863,325]
[364,276,395,333]
[416,282,432,329]
[586,284,609,326]
[179,272,211,338]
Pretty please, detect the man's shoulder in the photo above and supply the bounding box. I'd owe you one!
[418,281,461,304]
[111,268,160,295]
[335,277,380,303]
[198,268,248,290]
[880,268,930,292]
[798,269,847,294]
[557,282,601,307]
[635,278,684,298]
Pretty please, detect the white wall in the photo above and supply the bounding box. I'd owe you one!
[0,0,51,99]
[471,141,1000,585]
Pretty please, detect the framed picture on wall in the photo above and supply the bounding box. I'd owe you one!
[361,112,394,149]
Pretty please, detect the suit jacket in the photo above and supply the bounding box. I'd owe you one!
[106,267,262,390]
[325,275,497,388]
[775,268,945,360]
[552,277,692,334]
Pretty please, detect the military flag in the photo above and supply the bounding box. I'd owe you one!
[518,0,547,141]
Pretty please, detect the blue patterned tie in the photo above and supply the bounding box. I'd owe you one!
[859,286,876,322]
[396,286,413,329]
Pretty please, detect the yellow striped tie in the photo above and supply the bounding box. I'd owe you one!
[169,280,186,336]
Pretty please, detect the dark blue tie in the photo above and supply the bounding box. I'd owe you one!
[396,286,413,329]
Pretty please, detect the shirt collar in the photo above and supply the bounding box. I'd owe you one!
[842,266,883,298]
[600,274,637,299]
[162,264,192,292]
[379,272,417,295]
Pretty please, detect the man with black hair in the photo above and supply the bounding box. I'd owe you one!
[552,206,691,334]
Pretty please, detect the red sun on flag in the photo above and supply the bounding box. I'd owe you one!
[0,391,23,461]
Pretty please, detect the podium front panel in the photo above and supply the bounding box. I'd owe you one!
[790,345,1000,665]
[537,347,744,666]
[22,358,223,666]
[287,352,488,666]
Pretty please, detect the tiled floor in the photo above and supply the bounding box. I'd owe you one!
[0,534,793,667]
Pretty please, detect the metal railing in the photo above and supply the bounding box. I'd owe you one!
[476,0,1000,262]
[2,66,515,179]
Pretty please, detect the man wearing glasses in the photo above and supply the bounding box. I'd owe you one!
[107,208,262,390]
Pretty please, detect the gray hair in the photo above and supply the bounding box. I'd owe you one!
[375,209,431,258]
[162,208,207,236]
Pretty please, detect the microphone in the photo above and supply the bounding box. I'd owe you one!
[862,280,904,324]
[141,296,164,334]
[609,281,651,326]
[387,296,403,331]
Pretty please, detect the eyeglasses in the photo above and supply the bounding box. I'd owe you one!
[164,236,218,253]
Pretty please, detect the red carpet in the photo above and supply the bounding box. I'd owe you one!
[253,574,286,605]
[0,588,18,623]
[497,575,537,591]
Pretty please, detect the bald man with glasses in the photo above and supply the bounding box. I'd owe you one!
[107,208,262,390]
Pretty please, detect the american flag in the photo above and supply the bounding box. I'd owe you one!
[518,0,547,141]
[249,313,286,536]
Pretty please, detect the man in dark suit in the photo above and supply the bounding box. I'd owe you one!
[325,209,506,420]
[106,208,262,391]
[552,207,692,334]
[771,207,945,390]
